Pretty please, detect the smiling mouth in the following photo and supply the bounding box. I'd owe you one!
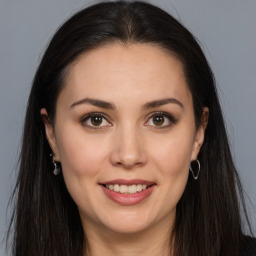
[101,184,155,194]
[100,180,156,205]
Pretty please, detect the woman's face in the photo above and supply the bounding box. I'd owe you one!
[42,43,207,235]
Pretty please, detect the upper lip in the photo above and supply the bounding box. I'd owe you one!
[100,179,156,186]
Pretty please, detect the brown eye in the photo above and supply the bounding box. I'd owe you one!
[145,112,177,128]
[81,113,111,128]
[91,116,103,126]
[152,115,164,126]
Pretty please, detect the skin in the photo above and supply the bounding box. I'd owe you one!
[41,43,208,256]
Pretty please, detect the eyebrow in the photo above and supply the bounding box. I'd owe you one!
[70,98,115,109]
[142,98,184,110]
[70,97,183,110]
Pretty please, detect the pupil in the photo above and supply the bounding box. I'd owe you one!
[92,116,102,126]
[153,116,164,126]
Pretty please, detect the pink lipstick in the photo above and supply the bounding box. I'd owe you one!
[100,179,156,205]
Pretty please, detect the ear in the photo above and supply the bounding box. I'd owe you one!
[191,107,209,161]
[40,108,60,161]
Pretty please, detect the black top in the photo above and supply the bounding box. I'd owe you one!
[241,236,256,256]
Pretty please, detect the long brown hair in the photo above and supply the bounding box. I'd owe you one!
[8,1,253,255]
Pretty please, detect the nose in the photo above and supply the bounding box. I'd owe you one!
[110,125,147,169]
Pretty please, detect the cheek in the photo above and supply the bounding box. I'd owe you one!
[149,130,195,177]
[54,127,111,216]
[55,125,110,178]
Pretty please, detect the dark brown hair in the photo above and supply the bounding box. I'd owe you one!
[8,1,253,255]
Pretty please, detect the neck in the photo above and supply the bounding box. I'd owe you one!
[82,216,175,256]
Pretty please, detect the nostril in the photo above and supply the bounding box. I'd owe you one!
[109,141,147,169]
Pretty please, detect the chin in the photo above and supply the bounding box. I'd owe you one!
[97,208,160,234]
[105,220,152,234]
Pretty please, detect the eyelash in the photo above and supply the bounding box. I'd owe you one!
[79,111,177,129]
[145,112,177,129]
[80,112,111,129]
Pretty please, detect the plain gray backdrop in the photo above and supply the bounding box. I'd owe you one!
[0,0,255,255]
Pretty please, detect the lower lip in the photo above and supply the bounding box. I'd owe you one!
[101,185,156,205]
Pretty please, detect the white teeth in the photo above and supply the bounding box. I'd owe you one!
[113,184,119,192]
[142,184,147,190]
[128,184,137,194]
[120,185,128,193]
[137,184,142,192]
[105,184,150,194]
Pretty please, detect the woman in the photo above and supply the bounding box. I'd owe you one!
[8,1,255,256]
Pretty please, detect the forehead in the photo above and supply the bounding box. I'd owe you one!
[58,43,191,107]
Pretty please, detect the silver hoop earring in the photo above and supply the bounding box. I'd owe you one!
[189,159,200,180]
[51,154,61,175]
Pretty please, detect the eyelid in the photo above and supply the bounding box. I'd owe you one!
[79,112,112,129]
[79,111,177,129]
[145,111,177,128]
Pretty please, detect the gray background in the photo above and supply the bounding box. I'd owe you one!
[0,0,255,255]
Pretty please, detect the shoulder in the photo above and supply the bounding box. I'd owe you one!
[241,235,256,256]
